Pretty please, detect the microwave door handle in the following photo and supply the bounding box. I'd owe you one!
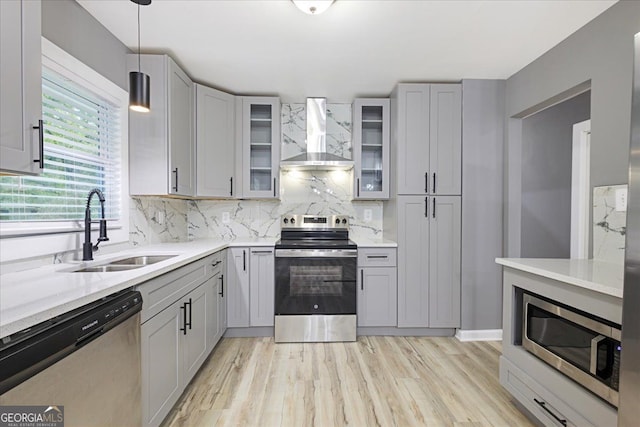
[590,335,607,375]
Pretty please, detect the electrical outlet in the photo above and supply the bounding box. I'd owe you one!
[364,209,372,222]
[222,212,230,224]
[156,210,165,225]
[616,188,628,212]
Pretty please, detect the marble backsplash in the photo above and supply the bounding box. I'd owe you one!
[131,171,383,246]
[281,103,352,160]
[593,184,627,264]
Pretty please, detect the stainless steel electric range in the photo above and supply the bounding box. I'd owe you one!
[274,214,357,343]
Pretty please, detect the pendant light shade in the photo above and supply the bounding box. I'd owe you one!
[129,0,151,112]
[129,71,150,112]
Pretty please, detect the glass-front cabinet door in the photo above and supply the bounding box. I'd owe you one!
[353,98,389,199]
[240,97,280,198]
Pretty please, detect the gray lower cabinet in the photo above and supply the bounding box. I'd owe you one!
[140,283,208,427]
[226,247,250,327]
[0,0,42,175]
[357,248,397,327]
[249,248,275,326]
[206,253,226,352]
[195,84,236,197]
[138,254,220,427]
[397,195,461,328]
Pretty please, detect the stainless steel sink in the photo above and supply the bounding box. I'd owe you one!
[108,255,177,266]
[73,265,143,273]
[70,254,177,272]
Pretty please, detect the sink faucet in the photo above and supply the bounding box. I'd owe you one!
[83,188,109,261]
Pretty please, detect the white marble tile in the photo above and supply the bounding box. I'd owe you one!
[130,197,189,246]
[187,170,383,241]
[326,104,352,159]
[593,185,627,264]
[281,103,306,160]
[280,103,352,159]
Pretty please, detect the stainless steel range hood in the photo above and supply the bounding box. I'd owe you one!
[280,98,353,170]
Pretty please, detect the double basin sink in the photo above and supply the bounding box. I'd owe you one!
[72,255,177,273]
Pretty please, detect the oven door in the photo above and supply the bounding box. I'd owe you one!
[275,249,357,315]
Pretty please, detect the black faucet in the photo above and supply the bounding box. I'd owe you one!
[83,188,109,261]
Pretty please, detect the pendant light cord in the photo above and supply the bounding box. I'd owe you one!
[137,2,141,72]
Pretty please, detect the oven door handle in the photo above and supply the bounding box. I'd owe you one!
[275,249,358,258]
[590,335,607,375]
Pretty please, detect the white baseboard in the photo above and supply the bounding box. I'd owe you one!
[455,329,503,342]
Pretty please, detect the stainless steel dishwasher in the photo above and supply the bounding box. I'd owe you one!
[0,289,142,427]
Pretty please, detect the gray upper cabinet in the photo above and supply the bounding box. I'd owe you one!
[0,0,42,175]
[396,195,461,328]
[249,248,275,327]
[128,54,195,197]
[393,84,430,195]
[353,98,390,200]
[429,85,462,196]
[236,97,281,199]
[392,83,461,196]
[195,84,236,197]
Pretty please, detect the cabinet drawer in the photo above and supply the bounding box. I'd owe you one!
[137,256,211,323]
[358,247,397,267]
[500,357,596,427]
[208,251,224,276]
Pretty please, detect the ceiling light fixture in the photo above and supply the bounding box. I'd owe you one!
[292,0,334,15]
[129,0,151,113]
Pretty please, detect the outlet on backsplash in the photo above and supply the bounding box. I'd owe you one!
[364,209,372,222]
[615,188,627,212]
[222,212,230,224]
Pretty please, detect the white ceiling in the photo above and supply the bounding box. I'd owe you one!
[77,0,616,102]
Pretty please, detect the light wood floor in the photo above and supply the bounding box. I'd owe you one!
[162,336,535,427]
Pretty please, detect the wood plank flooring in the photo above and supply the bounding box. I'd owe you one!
[161,337,535,427]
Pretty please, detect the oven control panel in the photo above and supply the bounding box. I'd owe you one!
[281,215,349,229]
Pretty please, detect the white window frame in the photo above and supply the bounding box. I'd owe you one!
[0,38,129,262]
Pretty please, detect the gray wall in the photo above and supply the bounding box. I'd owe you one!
[461,79,505,330]
[521,91,590,258]
[42,0,129,90]
[505,1,640,256]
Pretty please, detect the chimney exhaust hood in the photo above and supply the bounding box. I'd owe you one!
[280,98,354,170]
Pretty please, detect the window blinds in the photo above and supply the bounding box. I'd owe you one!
[0,68,121,222]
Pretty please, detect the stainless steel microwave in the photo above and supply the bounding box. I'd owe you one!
[522,292,621,407]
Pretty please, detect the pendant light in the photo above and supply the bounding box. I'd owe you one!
[129,0,151,113]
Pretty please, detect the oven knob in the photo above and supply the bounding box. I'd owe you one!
[342,219,347,224]
[283,218,289,224]
[335,218,340,225]
[314,304,318,310]
[291,218,295,224]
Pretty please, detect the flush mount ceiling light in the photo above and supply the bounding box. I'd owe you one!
[292,0,334,15]
[129,0,151,113]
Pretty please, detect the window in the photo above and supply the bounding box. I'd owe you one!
[0,68,121,222]
[0,39,128,261]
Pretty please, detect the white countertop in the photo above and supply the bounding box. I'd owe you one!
[351,237,398,247]
[0,238,276,338]
[495,258,624,299]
